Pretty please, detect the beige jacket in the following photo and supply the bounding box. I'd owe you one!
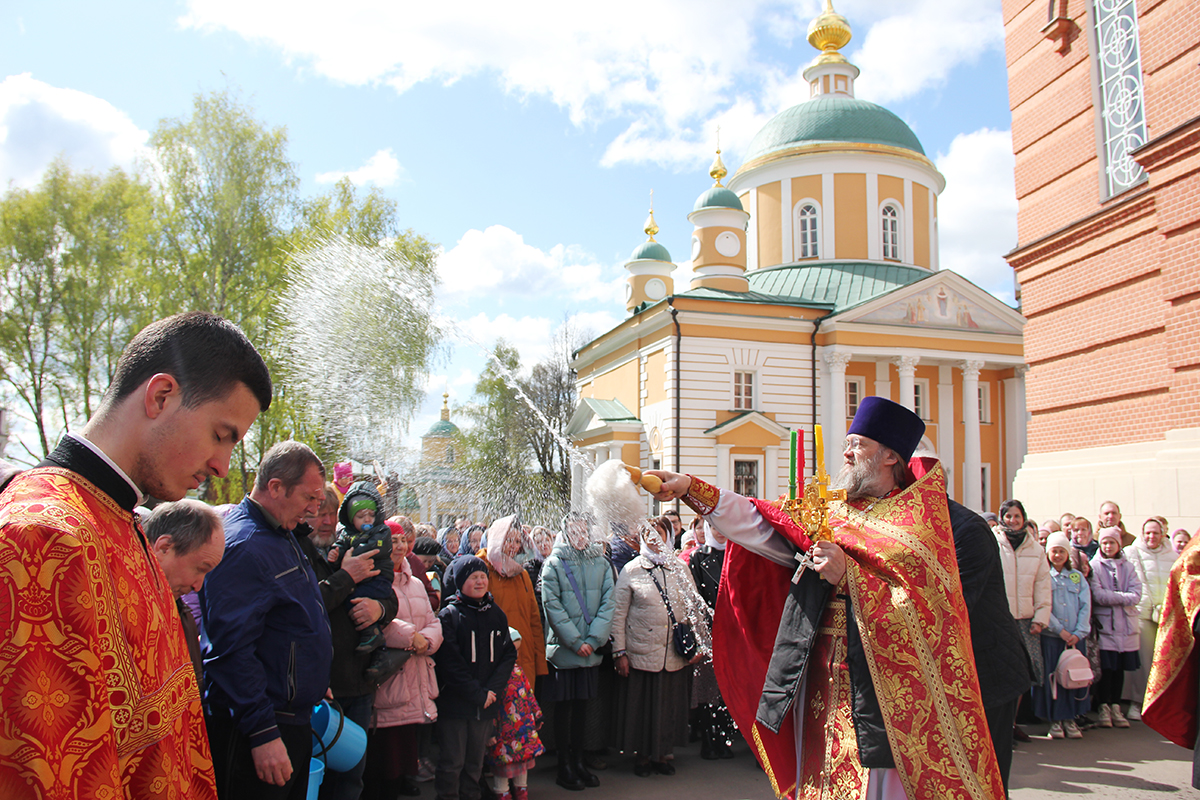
[612,556,701,673]
[995,530,1052,626]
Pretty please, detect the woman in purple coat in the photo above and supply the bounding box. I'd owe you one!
[1088,526,1142,729]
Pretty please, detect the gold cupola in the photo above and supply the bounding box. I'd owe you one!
[803,0,859,98]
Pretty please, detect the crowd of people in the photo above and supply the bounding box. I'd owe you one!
[4,310,1200,800]
[982,498,1191,743]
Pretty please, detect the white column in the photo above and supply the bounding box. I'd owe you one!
[903,178,915,264]
[937,365,956,500]
[781,178,793,262]
[1002,367,1029,500]
[873,360,892,402]
[608,441,624,464]
[765,445,780,500]
[715,444,734,489]
[929,187,939,272]
[747,188,759,269]
[825,351,852,476]
[895,355,919,412]
[593,447,606,467]
[866,173,880,261]
[571,460,585,512]
[961,360,985,512]
[822,172,836,260]
[420,489,430,526]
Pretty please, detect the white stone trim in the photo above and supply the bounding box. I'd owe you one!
[822,172,836,261]
[780,177,792,266]
[866,173,880,261]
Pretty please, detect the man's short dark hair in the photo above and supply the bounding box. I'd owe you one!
[144,498,223,556]
[663,509,680,519]
[106,312,272,412]
[255,441,325,492]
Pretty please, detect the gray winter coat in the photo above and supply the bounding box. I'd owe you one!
[541,538,615,669]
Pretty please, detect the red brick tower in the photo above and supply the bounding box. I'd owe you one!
[1004,0,1200,527]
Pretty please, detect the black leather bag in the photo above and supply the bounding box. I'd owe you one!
[649,569,698,660]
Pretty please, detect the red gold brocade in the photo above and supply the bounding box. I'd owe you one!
[1143,534,1200,748]
[714,463,1004,800]
[0,468,217,800]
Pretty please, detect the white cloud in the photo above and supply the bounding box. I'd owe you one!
[436,225,624,306]
[179,0,1000,170]
[315,147,403,186]
[935,127,1018,304]
[0,73,149,188]
[849,0,1003,105]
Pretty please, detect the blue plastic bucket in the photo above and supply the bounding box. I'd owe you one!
[311,700,367,773]
[306,758,324,800]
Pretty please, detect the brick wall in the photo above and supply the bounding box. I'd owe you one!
[1004,0,1200,453]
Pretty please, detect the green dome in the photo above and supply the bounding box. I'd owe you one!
[743,95,924,164]
[693,186,744,212]
[423,418,459,437]
[629,240,672,262]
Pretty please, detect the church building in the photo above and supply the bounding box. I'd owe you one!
[568,2,1028,514]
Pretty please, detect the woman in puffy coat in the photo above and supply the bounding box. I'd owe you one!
[540,514,615,790]
[481,516,548,684]
[364,520,444,798]
[1124,516,1176,708]
[612,517,707,777]
[1090,526,1142,728]
[995,498,1052,742]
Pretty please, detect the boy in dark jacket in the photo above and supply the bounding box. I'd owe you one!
[435,556,518,800]
[329,481,394,652]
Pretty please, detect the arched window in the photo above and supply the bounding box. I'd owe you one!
[881,204,901,260]
[794,201,820,260]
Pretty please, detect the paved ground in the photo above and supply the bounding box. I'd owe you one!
[509,717,1199,799]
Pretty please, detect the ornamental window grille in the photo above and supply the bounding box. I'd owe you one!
[881,205,901,260]
[796,203,820,259]
[734,460,759,498]
[1090,0,1148,197]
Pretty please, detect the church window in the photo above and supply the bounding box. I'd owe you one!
[734,459,759,498]
[1088,0,1148,197]
[881,204,901,260]
[445,445,455,464]
[914,379,931,420]
[978,382,991,424]
[733,371,754,410]
[794,202,820,259]
[846,377,864,418]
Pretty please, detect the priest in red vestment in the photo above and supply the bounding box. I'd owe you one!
[1142,532,1200,787]
[650,397,1005,800]
[0,312,271,800]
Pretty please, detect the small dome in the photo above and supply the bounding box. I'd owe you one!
[742,95,924,165]
[630,240,672,262]
[423,418,459,438]
[693,186,744,212]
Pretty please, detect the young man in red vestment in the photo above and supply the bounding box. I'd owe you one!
[0,311,271,800]
[648,397,1022,800]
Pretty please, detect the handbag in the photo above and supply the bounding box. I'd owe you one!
[1053,644,1093,699]
[648,568,698,660]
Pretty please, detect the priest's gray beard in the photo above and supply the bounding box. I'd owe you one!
[831,449,892,500]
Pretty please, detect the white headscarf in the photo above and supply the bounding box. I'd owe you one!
[484,515,528,578]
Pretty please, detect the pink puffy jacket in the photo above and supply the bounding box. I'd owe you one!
[373,557,444,728]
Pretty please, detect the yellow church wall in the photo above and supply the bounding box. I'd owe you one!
[791,175,822,207]
[694,226,746,268]
[757,181,783,267]
[834,174,868,259]
[587,357,640,414]
[695,276,750,292]
[822,331,1024,357]
[717,424,783,447]
[878,175,904,207]
[644,348,667,406]
[731,446,766,456]
[912,184,930,268]
[621,442,641,466]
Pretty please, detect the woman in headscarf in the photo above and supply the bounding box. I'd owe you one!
[540,513,615,790]
[481,515,548,685]
[437,525,461,566]
[611,516,707,777]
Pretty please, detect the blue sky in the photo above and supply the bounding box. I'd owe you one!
[1,0,1018,457]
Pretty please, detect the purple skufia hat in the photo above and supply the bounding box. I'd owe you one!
[846,396,926,463]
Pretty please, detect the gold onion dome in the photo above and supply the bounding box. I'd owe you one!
[643,208,660,241]
[807,0,852,63]
[709,149,728,187]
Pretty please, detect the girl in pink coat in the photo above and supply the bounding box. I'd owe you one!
[364,525,444,798]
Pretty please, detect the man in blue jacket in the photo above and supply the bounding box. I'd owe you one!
[201,441,333,799]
